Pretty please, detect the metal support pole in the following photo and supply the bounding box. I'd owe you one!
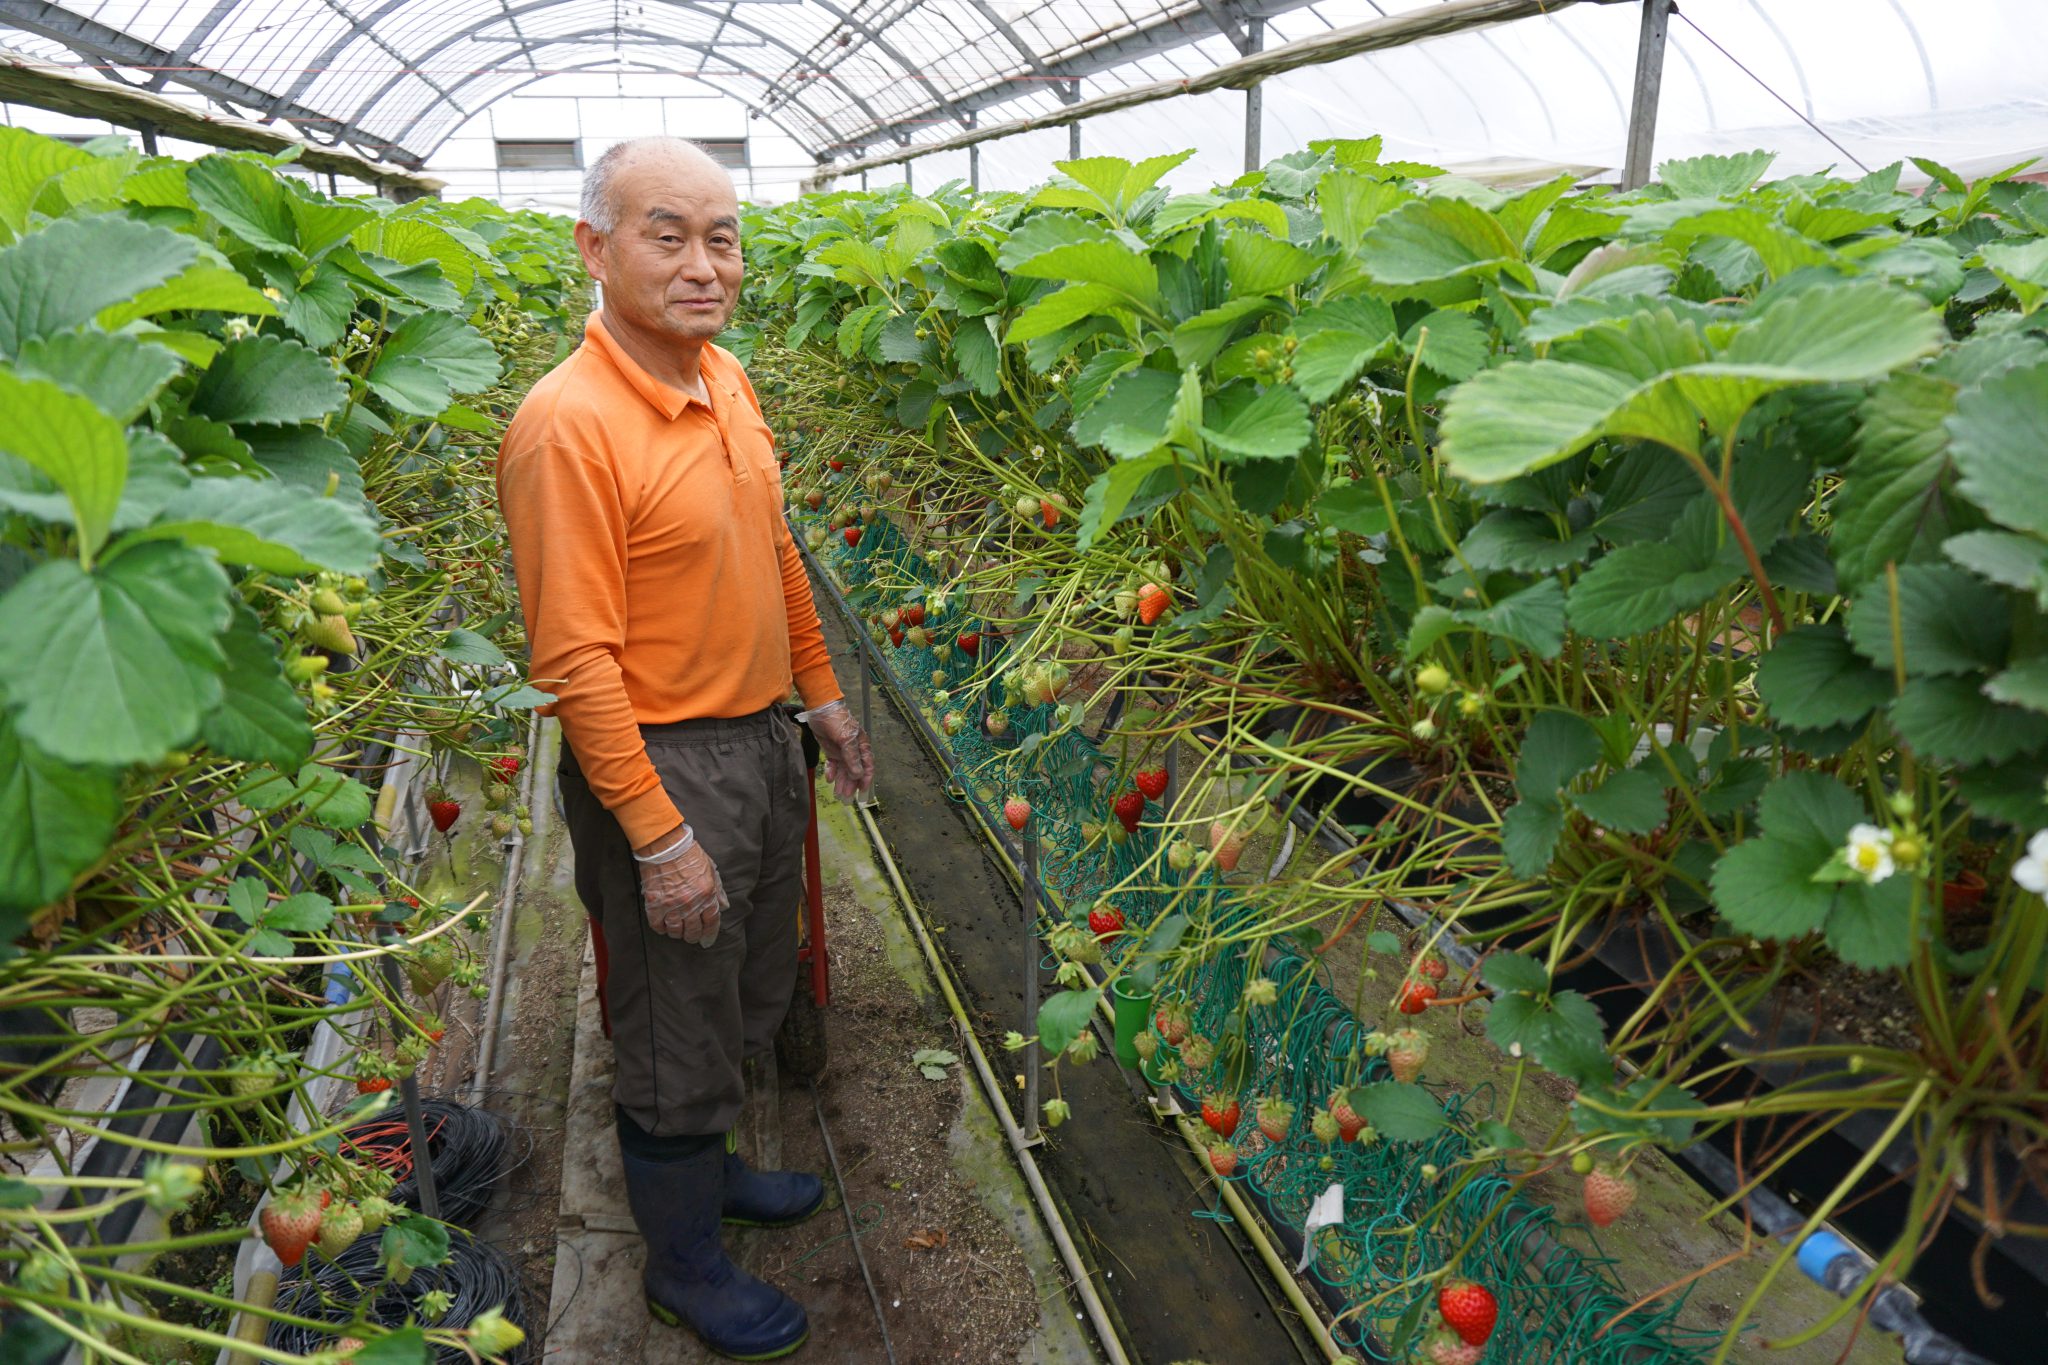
[857,635,873,751]
[1021,822,1042,1143]
[905,158,913,194]
[1068,121,1081,160]
[378,956,441,1220]
[1244,19,1264,174]
[1622,0,1672,190]
[138,121,158,155]
[968,142,980,191]
[860,169,869,191]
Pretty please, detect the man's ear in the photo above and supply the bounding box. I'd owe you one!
[573,221,608,285]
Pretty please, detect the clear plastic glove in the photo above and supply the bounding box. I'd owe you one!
[634,825,727,946]
[798,699,874,802]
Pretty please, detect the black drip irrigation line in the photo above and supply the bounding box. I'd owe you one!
[808,1078,899,1365]
[267,1225,534,1362]
[339,1098,517,1229]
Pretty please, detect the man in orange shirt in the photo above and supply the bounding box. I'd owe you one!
[498,136,870,1360]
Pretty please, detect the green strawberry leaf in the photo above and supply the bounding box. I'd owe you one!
[200,603,314,770]
[190,335,347,427]
[1755,624,1895,730]
[0,213,196,353]
[0,542,231,766]
[0,367,130,564]
[1035,987,1102,1058]
[1344,1081,1447,1143]
[0,708,120,917]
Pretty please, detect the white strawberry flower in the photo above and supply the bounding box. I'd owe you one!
[2012,829,2048,894]
[1845,823,1896,884]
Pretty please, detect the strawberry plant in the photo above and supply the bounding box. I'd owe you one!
[746,139,2048,1358]
[0,127,574,1363]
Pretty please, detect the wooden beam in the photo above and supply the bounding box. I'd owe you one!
[0,52,444,195]
[810,0,1627,185]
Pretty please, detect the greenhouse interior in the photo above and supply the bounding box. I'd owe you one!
[4,0,2048,1362]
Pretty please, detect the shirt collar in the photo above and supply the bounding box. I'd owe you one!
[584,311,735,422]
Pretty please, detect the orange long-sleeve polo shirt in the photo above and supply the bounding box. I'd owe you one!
[496,311,842,846]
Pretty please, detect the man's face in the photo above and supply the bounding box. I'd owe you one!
[578,150,744,346]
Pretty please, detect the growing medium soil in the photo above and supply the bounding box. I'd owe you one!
[757,865,1043,1362]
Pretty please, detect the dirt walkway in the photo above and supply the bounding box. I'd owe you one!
[537,755,1101,1363]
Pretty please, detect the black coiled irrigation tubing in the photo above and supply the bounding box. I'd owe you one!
[338,1098,518,1228]
[267,1226,532,1362]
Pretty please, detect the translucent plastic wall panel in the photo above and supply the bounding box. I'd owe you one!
[905,147,970,191]
[97,0,217,48]
[190,1,353,92]
[972,124,1070,194]
[1649,0,2048,178]
[1076,86,1243,191]
[1257,0,2048,182]
[666,97,744,139]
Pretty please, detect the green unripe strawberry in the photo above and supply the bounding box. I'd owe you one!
[302,613,357,655]
[405,940,454,995]
[18,1250,67,1295]
[317,1200,364,1259]
[310,587,349,616]
[285,653,329,683]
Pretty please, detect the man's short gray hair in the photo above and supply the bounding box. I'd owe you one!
[579,136,725,232]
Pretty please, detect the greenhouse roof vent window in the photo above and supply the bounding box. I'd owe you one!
[697,138,749,168]
[496,139,582,170]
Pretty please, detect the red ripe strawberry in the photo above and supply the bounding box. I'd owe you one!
[843,526,862,547]
[1003,797,1031,831]
[260,1189,323,1268]
[426,797,460,833]
[956,630,979,657]
[1207,1143,1239,1178]
[1210,821,1248,872]
[1256,1096,1295,1142]
[1330,1088,1365,1143]
[1386,1028,1430,1084]
[1201,1093,1241,1139]
[1437,1279,1498,1347]
[1040,498,1061,529]
[1086,903,1124,940]
[1136,582,1170,625]
[1419,954,1449,981]
[888,626,905,647]
[489,755,521,783]
[355,1074,393,1094]
[1113,789,1145,834]
[828,458,845,472]
[1422,1326,1484,1365]
[1583,1165,1637,1229]
[903,603,926,627]
[1133,767,1168,800]
[1154,1001,1190,1045]
[1397,979,1438,1015]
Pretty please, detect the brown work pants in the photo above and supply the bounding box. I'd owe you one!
[558,705,807,1137]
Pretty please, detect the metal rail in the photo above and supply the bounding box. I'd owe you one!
[810,0,1630,184]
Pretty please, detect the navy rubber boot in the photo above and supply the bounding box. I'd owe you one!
[722,1140,825,1228]
[619,1142,809,1360]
